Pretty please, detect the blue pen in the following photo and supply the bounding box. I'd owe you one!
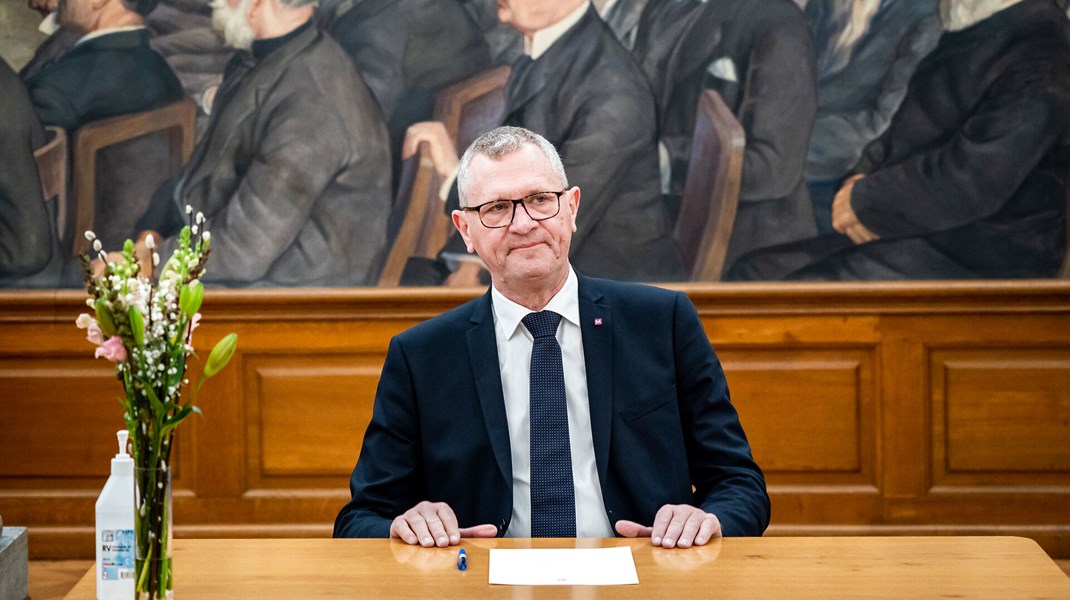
[457,548,467,571]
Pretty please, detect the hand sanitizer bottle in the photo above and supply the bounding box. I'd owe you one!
[96,430,134,599]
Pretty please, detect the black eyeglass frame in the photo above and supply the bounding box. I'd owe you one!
[460,190,568,229]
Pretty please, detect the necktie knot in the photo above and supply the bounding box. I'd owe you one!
[523,311,562,340]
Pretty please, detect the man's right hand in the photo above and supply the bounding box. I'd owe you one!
[402,122,459,179]
[390,501,497,547]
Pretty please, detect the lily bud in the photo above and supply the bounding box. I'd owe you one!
[203,333,237,378]
[94,299,117,336]
[180,280,204,317]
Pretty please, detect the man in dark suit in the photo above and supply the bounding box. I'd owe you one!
[632,0,819,272]
[405,0,682,283]
[23,0,183,130]
[323,0,492,187]
[131,0,392,286]
[335,126,768,545]
[0,58,61,288]
[729,0,1070,281]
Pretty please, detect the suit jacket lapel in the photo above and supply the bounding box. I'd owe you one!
[578,276,613,484]
[466,291,513,488]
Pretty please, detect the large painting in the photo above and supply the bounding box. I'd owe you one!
[2,0,1068,288]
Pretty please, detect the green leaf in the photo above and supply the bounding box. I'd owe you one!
[95,300,117,336]
[164,405,194,428]
[142,383,166,417]
[203,333,237,378]
[169,354,186,389]
[128,306,145,347]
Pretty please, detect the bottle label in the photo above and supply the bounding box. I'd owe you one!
[100,529,135,580]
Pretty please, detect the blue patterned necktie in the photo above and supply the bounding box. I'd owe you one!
[522,310,576,537]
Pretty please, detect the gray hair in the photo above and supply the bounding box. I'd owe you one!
[457,126,568,207]
[280,0,317,7]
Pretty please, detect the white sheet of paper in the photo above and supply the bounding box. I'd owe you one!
[488,546,639,586]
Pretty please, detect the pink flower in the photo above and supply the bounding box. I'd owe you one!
[94,336,127,362]
[76,313,104,345]
[186,313,201,342]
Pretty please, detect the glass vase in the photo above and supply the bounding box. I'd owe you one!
[134,466,173,600]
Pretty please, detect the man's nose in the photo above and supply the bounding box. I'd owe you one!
[508,203,538,232]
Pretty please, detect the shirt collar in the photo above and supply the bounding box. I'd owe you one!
[491,266,580,341]
[525,2,589,60]
[75,25,146,47]
[251,19,312,60]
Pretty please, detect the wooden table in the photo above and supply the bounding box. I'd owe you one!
[64,536,1070,599]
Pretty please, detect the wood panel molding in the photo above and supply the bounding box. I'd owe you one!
[2,281,1069,559]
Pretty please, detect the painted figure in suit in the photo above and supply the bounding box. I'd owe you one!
[130,0,392,286]
[23,0,183,130]
[405,0,682,283]
[21,0,231,113]
[729,0,1070,280]
[0,58,61,288]
[334,126,769,544]
[323,0,492,188]
[632,0,819,273]
[804,0,942,233]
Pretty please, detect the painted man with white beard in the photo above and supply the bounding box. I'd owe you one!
[133,0,393,287]
[729,0,1070,281]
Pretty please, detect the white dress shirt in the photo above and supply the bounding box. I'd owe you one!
[492,267,614,538]
[526,2,590,60]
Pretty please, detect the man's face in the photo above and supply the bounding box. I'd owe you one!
[497,0,572,36]
[454,143,580,292]
[210,0,255,49]
[57,0,97,33]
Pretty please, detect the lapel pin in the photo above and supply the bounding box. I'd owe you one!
[594,318,603,326]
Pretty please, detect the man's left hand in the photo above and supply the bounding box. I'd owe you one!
[614,504,722,548]
[831,174,881,245]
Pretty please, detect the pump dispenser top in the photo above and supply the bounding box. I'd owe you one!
[112,430,132,476]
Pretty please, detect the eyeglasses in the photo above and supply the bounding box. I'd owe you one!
[461,190,566,228]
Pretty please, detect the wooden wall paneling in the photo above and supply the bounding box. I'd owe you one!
[3,283,1070,559]
[931,349,1070,480]
[704,313,883,529]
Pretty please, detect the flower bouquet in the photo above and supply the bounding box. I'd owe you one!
[77,209,237,600]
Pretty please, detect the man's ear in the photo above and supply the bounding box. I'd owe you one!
[567,186,580,233]
[451,211,476,253]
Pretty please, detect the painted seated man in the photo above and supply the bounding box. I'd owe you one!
[23,0,184,130]
[404,0,682,284]
[729,0,1070,281]
[129,0,392,286]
